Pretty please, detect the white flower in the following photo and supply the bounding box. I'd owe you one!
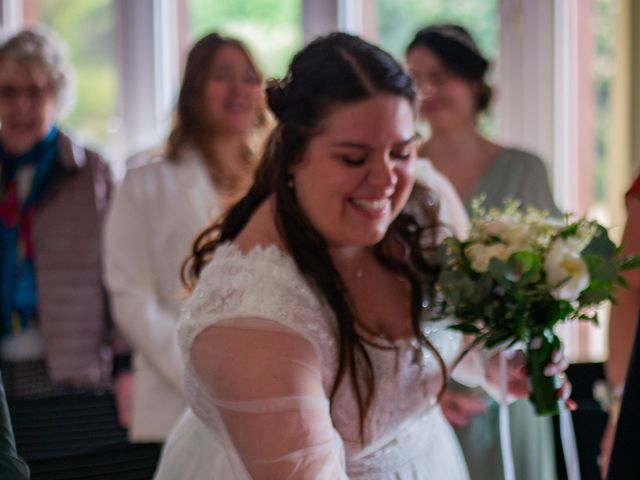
[503,223,531,248]
[543,239,590,301]
[483,219,509,238]
[474,217,536,249]
[465,242,511,273]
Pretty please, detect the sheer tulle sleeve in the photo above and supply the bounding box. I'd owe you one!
[176,244,347,479]
[189,320,347,479]
[450,337,524,404]
[449,338,486,389]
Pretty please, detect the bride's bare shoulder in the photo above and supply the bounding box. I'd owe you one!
[233,197,286,254]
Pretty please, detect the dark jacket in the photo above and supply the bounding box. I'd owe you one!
[607,309,640,479]
[0,372,29,479]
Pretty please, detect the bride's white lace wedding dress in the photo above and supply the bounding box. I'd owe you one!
[154,161,483,479]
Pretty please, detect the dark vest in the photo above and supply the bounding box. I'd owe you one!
[32,131,121,387]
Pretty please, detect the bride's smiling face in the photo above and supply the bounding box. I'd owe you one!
[290,93,418,248]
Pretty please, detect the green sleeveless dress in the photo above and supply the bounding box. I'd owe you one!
[456,147,560,480]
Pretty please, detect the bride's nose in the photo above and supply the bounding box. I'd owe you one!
[367,153,397,189]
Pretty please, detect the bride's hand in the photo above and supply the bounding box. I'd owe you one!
[440,391,488,428]
[484,349,529,399]
[484,347,576,409]
[543,346,576,410]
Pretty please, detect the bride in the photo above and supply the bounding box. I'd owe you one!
[154,32,565,479]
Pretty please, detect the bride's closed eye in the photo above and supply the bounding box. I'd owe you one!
[339,155,367,166]
[390,149,413,161]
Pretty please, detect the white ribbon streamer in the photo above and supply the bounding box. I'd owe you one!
[560,408,581,480]
[499,351,515,480]
[497,350,582,480]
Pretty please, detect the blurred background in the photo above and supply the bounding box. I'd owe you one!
[0,0,637,365]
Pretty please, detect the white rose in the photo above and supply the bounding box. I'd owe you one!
[543,239,590,301]
[503,223,530,248]
[465,243,511,273]
[483,219,508,238]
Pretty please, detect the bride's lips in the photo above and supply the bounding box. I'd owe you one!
[349,196,391,219]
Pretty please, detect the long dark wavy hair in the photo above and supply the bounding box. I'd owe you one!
[183,32,446,442]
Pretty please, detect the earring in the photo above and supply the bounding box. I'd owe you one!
[287,174,294,189]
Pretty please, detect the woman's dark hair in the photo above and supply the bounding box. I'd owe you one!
[166,33,262,190]
[407,24,492,112]
[184,32,446,442]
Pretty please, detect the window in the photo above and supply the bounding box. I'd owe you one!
[375,0,499,135]
[23,0,119,158]
[593,0,617,206]
[188,0,303,79]
[376,0,498,59]
[587,0,618,361]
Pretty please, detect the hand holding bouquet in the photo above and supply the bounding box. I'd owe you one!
[436,199,640,415]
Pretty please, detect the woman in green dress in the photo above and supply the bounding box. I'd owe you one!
[406,24,560,480]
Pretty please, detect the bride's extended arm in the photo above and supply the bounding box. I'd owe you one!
[190,320,347,480]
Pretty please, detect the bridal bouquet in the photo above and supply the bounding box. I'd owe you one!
[436,199,640,416]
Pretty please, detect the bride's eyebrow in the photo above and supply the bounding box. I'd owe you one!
[330,142,370,150]
[393,133,421,147]
[331,133,421,150]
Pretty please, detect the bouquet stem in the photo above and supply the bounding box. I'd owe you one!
[526,332,562,416]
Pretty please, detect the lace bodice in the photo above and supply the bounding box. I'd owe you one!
[179,242,339,392]
[168,243,473,479]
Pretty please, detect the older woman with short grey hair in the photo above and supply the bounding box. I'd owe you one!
[0,26,153,476]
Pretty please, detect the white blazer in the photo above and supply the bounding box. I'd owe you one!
[104,148,220,441]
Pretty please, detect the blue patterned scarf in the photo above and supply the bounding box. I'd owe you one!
[0,127,58,337]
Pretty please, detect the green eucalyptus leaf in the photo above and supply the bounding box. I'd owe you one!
[485,331,516,348]
[489,257,512,288]
[583,254,618,283]
[510,251,539,273]
[438,269,477,304]
[559,224,579,237]
[617,275,629,289]
[483,300,503,319]
[582,224,616,260]
[579,286,612,304]
[618,254,640,271]
[448,323,481,334]
[470,275,494,303]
